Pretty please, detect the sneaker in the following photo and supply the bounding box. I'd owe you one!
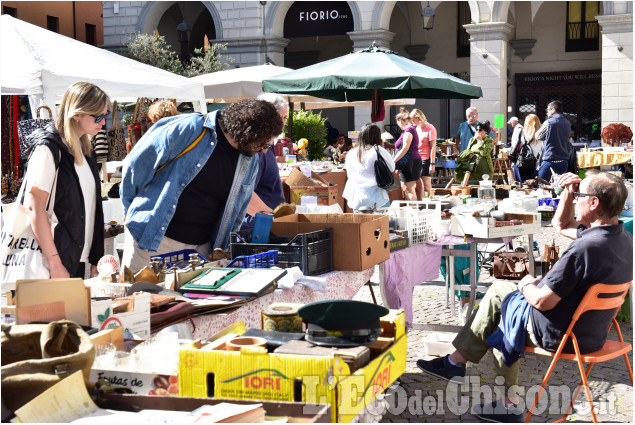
[473,401,524,423]
[416,355,466,384]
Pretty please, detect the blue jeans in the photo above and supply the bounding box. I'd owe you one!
[538,160,567,182]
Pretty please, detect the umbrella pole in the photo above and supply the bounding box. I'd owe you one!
[371,89,378,123]
[287,101,294,140]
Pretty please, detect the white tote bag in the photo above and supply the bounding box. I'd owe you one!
[0,171,58,292]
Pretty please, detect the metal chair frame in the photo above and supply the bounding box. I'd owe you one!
[524,281,633,423]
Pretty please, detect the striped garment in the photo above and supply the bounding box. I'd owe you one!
[91,129,108,162]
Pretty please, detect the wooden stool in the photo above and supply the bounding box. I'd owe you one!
[492,158,514,185]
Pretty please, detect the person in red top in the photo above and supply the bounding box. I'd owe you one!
[410,109,437,199]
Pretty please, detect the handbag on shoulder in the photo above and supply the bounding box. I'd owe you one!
[0,159,59,291]
[374,146,400,191]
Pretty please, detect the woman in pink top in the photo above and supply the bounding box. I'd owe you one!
[411,109,437,199]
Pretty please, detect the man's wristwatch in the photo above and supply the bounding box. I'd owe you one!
[518,280,532,294]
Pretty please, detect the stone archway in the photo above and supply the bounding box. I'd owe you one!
[136,1,221,56]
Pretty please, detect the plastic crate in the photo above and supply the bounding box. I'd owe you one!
[230,228,332,276]
[226,250,279,269]
[150,249,209,269]
[383,200,443,245]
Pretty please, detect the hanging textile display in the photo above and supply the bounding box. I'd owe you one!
[17,106,53,161]
[107,101,127,161]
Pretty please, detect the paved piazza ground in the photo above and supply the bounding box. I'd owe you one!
[353,223,633,423]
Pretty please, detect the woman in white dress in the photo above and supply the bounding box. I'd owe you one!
[343,123,395,212]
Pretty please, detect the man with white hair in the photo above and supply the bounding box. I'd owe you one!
[508,116,523,147]
[457,106,498,152]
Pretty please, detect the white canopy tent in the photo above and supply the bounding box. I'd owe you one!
[0,15,206,117]
[191,64,414,110]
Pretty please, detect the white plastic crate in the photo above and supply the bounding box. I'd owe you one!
[386,200,443,245]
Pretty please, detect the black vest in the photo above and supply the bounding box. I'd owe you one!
[28,124,104,273]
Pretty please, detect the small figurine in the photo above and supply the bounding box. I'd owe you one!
[297,138,309,161]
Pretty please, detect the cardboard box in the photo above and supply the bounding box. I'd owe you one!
[91,292,151,338]
[450,212,541,238]
[178,310,406,423]
[98,393,331,423]
[284,167,338,206]
[15,278,90,326]
[90,327,180,397]
[1,291,14,306]
[271,213,390,271]
[1,305,15,324]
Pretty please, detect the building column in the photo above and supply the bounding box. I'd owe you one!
[214,36,289,68]
[596,13,633,130]
[464,22,514,139]
[347,30,395,51]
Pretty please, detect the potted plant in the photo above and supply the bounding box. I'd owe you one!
[285,110,327,161]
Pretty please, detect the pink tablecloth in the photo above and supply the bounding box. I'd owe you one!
[383,235,474,327]
[190,268,374,339]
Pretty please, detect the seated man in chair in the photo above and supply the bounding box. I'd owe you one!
[417,170,632,422]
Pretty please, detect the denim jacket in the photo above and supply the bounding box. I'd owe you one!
[120,111,259,252]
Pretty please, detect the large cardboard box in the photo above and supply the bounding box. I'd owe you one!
[271,213,390,271]
[15,278,90,326]
[98,394,331,423]
[283,167,338,206]
[178,310,406,423]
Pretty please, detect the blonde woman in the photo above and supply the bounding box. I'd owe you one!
[393,108,421,200]
[410,109,437,198]
[24,82,109,278]
[147,99,179,124]
[509,114,543,182]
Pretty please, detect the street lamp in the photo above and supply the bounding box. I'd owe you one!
[422,2,435,30]
[176,20,191,44]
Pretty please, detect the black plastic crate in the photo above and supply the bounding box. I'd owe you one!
[230,228,333,276]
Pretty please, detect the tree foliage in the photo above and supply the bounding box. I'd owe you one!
[125,32,232,77]
[286,110,327,160]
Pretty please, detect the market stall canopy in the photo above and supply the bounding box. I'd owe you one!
[191,63,414,109]
[0,15,206,115]
[262,43,482,102]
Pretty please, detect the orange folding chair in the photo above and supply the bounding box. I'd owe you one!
[524,281,633,423]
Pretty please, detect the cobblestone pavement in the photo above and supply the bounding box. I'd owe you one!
[353,224,633,423]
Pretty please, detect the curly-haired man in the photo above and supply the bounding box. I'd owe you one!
[120,99,283,272]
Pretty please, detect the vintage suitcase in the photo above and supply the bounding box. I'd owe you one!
[273,340,371,371]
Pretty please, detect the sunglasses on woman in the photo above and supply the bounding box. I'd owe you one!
[90,111,111,123]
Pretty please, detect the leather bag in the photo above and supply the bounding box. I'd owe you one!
[107,101,127,161]
[374,146,400,191]
[1,320,95,413]
[542,241,560,273]
[493,252,530,279]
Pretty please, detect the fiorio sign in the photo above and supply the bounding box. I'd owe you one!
[284,1,354,38]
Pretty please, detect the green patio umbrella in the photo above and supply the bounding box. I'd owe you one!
[262,43,482,104]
